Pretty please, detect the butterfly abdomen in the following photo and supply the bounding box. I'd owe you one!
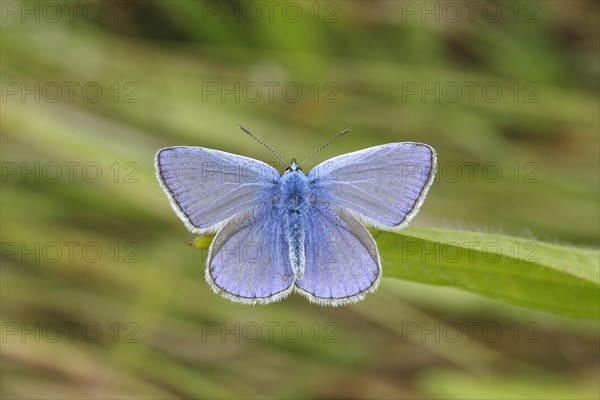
[279,170,309,279]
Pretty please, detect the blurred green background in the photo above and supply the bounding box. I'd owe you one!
[1,0,599,398]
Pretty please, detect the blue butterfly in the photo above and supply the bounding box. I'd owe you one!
[155,127,436,306]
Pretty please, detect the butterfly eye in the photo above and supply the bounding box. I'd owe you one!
[284,165,302,173]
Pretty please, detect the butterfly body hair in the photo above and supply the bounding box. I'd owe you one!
[279,168,310,279]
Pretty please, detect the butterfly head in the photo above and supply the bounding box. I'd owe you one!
[284,158,303,174]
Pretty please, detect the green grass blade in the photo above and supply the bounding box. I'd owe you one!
[378,227,599,319]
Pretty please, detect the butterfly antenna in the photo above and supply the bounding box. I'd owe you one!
[239,125,288,167]
[300,128,351,166]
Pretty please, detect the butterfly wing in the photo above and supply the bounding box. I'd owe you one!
[155,147,279,234]
[295,204,381,306]
[307,143,436,231]
[206,205,295,304]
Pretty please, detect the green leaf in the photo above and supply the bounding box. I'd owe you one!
[187,235,215,250]
[377,227,599,319]
[419,369,599,400]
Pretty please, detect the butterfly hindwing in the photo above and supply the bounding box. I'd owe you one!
[295,204,381,306]
[206,205,295,304]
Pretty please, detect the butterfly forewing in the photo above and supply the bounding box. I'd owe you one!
[307,143,436,231]
[155,147,279,234]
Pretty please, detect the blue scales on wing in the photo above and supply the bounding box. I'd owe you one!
[307,143,437,231]
[155,147,280,234]
[295,203,381,306]
[206,205,295,304]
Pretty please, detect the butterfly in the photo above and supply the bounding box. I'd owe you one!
[155,127,436,306]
